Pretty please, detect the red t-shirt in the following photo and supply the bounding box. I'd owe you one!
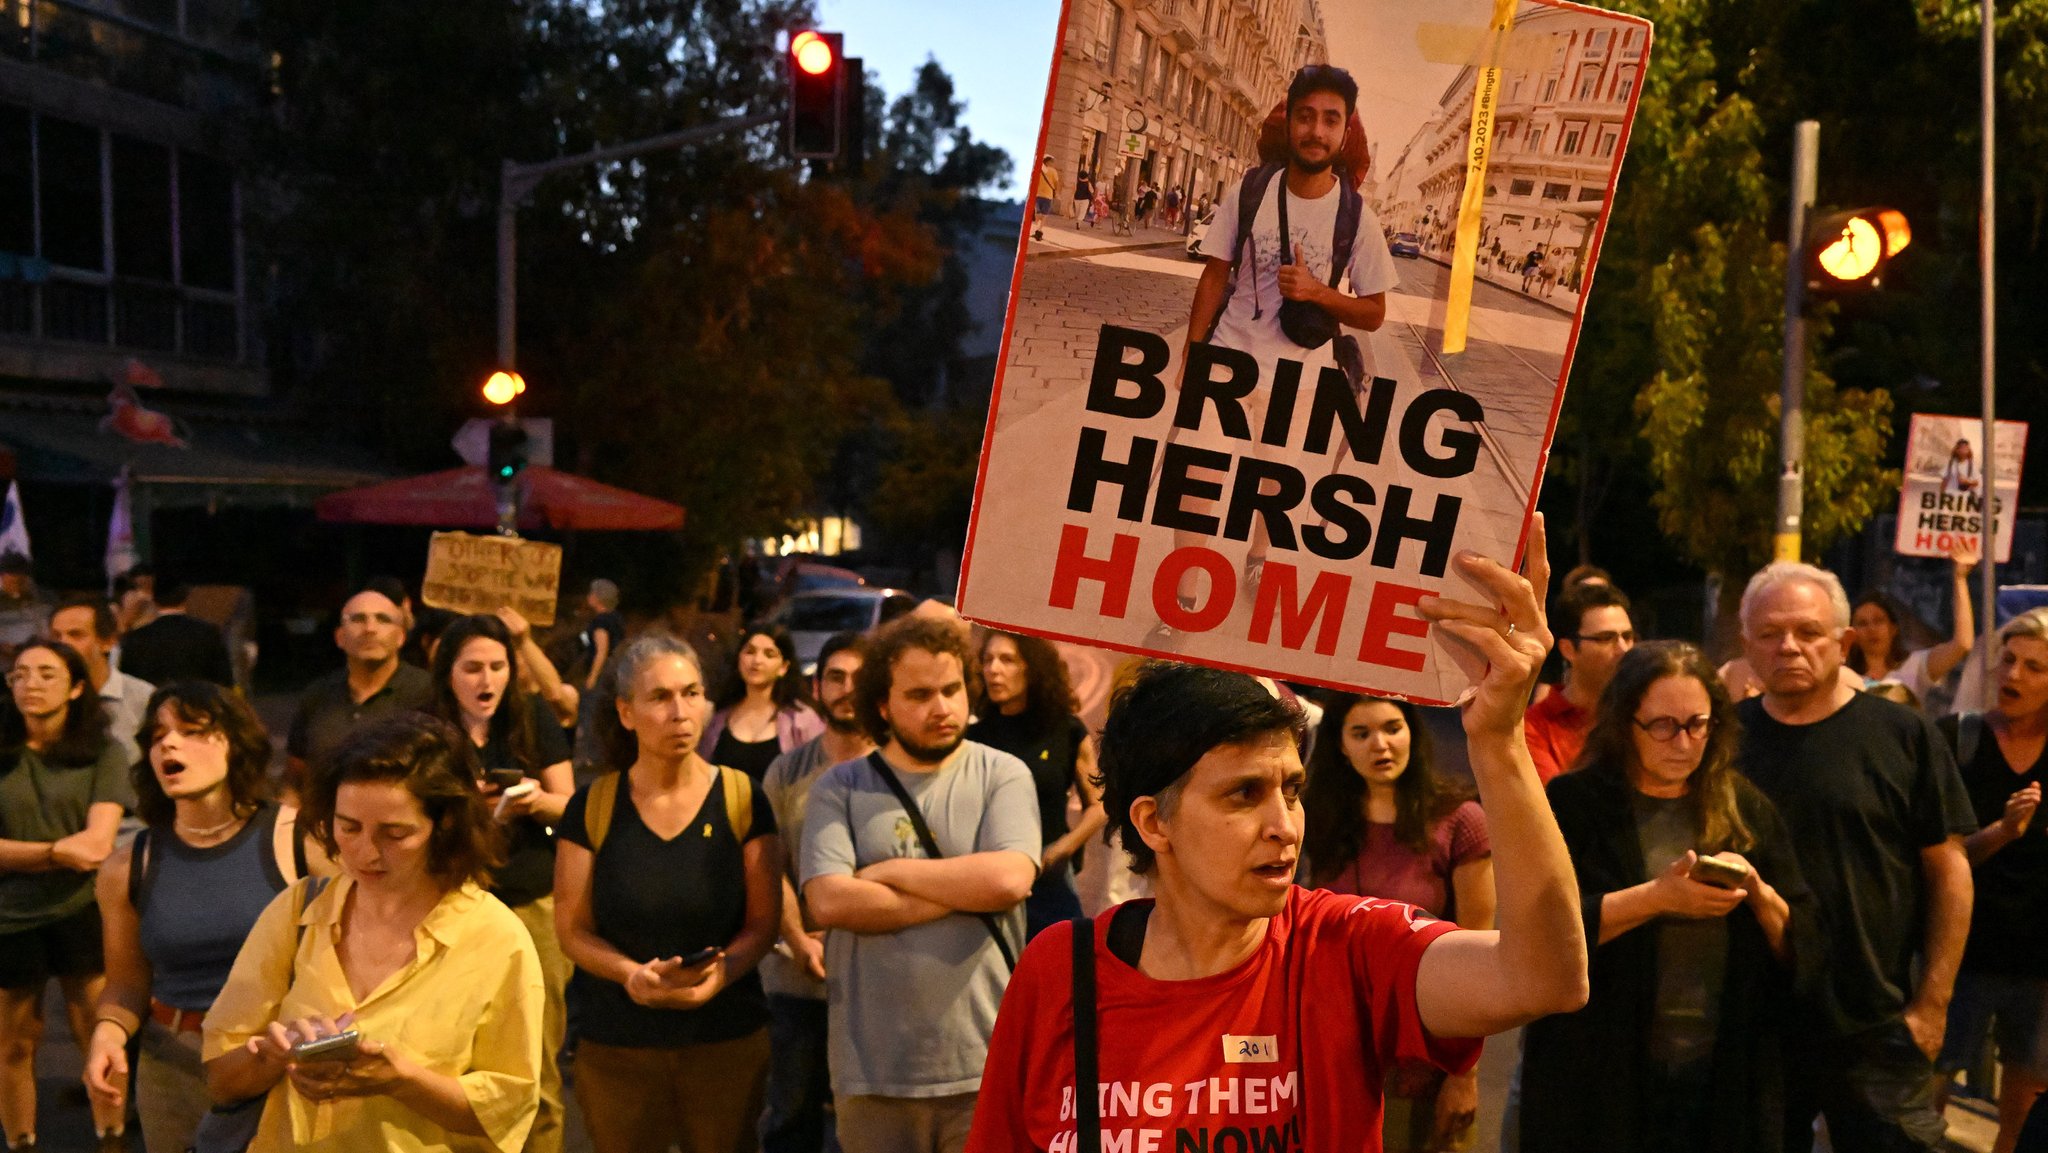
[965,886,1480,1153]
[1522,690,1591,783]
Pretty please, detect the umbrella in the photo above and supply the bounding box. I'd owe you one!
[315,465,685,532]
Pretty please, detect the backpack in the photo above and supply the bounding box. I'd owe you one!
[1205,163,1368,388]
[582,765,754,851]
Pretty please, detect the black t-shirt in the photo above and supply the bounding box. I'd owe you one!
[968,710,1088,850]
[558,769,777,1048]
[581,611,624,665]
[1943,714,2048,977]
[119,614,234,688]
[475,698,574,908]
[712,730,781,783]
[1737,693,1977,1035]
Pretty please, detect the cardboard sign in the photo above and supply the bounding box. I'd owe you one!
[1894,413,2027,563]
[959,0,1652,705]
[420,531,563,626]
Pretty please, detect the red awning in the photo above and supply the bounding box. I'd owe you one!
[314,465,685,532]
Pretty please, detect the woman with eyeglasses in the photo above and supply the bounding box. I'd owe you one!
[0,639,133,1150]
[1520,641,1820,1153]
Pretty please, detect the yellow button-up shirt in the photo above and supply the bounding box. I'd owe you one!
[203,875,544,1152]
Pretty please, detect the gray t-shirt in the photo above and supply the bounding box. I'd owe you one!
[1633,792,1727,1075]
[761,736,853,1001]
[798,741,1040,1098]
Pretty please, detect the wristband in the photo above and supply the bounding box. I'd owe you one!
[95,1015,134,1040]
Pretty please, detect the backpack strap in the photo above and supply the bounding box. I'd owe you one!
[1205,164,1284,342]
[719,765,754,842]
[1073,916,1100,1153]
[1329,176,1363,290]
[585,770,622,853]
[128,826,155,914]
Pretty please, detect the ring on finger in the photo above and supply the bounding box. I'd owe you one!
[1505,622,1518,638]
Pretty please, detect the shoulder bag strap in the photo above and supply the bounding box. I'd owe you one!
[1207,164,1282,342]
[719,765,754,842]
[1329,177,1362,289]
[128,826,154,914]
[1960,712,1985,767]
[864,751,1017,972]
[1073,915,1100,1153]
[586,770,621,853]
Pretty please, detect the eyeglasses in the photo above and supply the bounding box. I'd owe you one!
[5,668,66,688]
[1633,714,1714,742]
[343,612,401,627]
[1575,630,1636,646]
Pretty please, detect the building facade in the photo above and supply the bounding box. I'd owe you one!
[1374,5,1644,290]
[1040,0,1328,223]
[1,0,264,395]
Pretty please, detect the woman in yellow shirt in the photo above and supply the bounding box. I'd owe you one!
[202,713,544,1152]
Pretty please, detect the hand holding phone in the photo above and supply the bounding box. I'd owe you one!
[289,1029,361,1063]
[1687,853,1751,891]
[494,779,538,819]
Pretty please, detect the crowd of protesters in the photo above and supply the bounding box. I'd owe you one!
[0,527,2043,1153]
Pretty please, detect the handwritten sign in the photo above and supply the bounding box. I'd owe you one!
[420,532,562,626]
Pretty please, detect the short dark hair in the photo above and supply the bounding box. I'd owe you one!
[52,596,118,640]
[153,581,192,608]
[1286,64,1358,118]
[299,712,504,887]
[2,640,110,766]
[816,631,864,676]
[1097,662,1305,874]
[0,551,30,576]
[363,575,412,610]
[132,681,274,828]
[853,616,979,744]
[1559,582,1632,640]
[113,567,154,597]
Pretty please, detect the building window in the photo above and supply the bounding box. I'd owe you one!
[0,104,30,258]
[1503,214,1525,226]
[1151,45,1170,99]
[1588,29,1611,50]
[180,153,235,291]
[1129,29,1150,84]
[1615,68,1637,102]
[1542,182,1570,200]
[1577,186,1607,202]
[113,136,174,282]
[1542,76,1559,102]
[1527,127,1545,152]
[1510,179,1535,197]
[1562,121,1587,153]
[39,115,104,271]
[1597,129,1619,158]
[1096,3,1123,64]
[1576,68,1601,101]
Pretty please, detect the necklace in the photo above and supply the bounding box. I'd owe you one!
[175,812,246,840]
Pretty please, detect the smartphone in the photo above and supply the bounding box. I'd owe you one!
[289,1030,361,1063]
[1688,855,1751,890]
[483,768,526,790]
[679,946,720,967]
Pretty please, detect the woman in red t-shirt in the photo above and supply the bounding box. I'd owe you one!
[1303,694,1494,1151]
[966,513,1589,1153]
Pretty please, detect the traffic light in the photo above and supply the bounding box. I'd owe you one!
[487,420,529,484]
[788,30,844,159]
[482,369,525,406]
[1805,207,1911,294]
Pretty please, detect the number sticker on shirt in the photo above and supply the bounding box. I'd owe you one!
[1222,1035,1278,1063]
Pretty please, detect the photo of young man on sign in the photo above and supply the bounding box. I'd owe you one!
[959,0,1652,704]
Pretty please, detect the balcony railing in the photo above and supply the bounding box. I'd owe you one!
[0,264,244,362]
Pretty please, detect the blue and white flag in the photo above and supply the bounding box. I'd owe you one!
[0,481,29,563]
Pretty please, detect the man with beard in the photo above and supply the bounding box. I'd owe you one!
[800,617,1040,1153]
[761,632,872,1152]
[1156,65,1397,641]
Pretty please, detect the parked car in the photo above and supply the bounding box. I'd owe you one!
[1389,232,1424,259]
[767,587,920,674]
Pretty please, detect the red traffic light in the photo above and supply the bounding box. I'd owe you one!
[793,30,835,76]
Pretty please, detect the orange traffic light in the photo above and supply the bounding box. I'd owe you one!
[1806,207,1912,293]
[483,370,526,406]
[793,31,835,76]
[788,31,845,159]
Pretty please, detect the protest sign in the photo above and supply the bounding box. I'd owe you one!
[420,531,563,626]
[958,0,1651,705]
[1893,414,2026,563]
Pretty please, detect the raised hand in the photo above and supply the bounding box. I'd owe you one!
[1418,513,1555,740]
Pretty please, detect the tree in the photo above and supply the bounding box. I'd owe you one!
[1555,0,1897,617]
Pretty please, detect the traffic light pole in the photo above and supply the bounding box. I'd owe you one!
[491,110,778,533]
[1775,121,1819,564]
[1980,0,1998,706]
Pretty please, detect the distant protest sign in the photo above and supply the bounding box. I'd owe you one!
[1894,414,2026,563]
[421,532,563,626]
[958,0,1652,705]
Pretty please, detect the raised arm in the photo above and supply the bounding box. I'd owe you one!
[1412,514,1590,1037]
[1923,545,1979,683]
[1042,737,1107,872]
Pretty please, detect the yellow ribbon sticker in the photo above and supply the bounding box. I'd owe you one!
[1441,0,1518,355]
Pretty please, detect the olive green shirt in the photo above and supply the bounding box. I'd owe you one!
[0,742,133,932]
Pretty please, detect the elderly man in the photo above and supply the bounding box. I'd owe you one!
[1736,562,1977,1152]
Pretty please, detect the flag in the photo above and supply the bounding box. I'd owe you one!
[105,469,137,591]
[0,481,30,563]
